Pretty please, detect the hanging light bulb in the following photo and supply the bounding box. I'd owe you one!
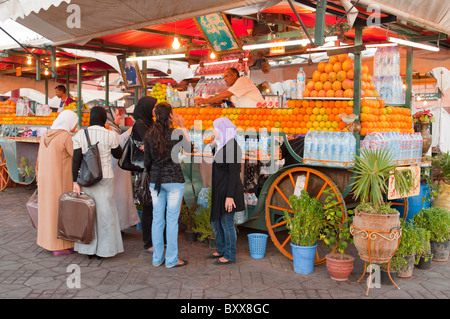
[423,99,428,106]
[210,51,216,59]
[26,56,32,65]
[44,68,49,76]
[55,58,60,67]
[172,37,180,49]
[417,94,421,101]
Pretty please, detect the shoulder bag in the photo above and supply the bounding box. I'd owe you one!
[118,126,145,172]
[135,169,152,206]
[76,128,103,187]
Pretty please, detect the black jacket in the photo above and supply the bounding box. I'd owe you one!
[210,139,245,221]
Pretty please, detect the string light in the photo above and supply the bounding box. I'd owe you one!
[210,51,216,59]
[26,56,32,65]
[44,68,49,76]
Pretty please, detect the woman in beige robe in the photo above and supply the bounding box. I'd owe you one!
[36,110,78,255]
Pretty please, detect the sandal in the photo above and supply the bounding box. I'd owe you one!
[205,253,223,259]
[173,259,188,268]
[212,258,234,265]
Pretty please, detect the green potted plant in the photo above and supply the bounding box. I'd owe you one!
[192,187,215,248]
[283,190,324,274]
[18,156,28,182]
[412,207,450,262]
[23,164,35,184]
[390,221,419,278]
[430,151,450,210]
[181,201,198,242]
[415,227,432,269]
[350,148,414,264]
[320,189,355,281]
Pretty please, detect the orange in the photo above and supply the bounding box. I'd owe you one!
[328,72,337,83]
[329,55,338,64]
[333,62,342,73]
[324,63,334,73]
[317,62,327,72]
[310,90,318,97]
[312,71,321,82]
[345,107,353,115]
[323,81,332,91]
[302,100,309,108]
[338,54,348,63]
[319,73,329,83]
[338,121,346,129]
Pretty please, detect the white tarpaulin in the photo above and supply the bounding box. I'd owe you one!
[0,0,71,24]
[4,0,273,46]
[355,0,450,34]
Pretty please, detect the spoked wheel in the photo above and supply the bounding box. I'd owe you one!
[388,198,409,221]
[265,167,346,264]
[0,146,9,191]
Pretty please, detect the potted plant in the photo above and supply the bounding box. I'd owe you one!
[430,151,450,210]
[180,201,198,242]
[350,148,414,264]
[283,190,324,275]
[415,227,432,269]
[320,189,355,281]
[413,109,434,155]
[18,156,28,182]
[192,205,215,248]
[413,207,450,262]
[390,221,418,278]
[23,164,35,184]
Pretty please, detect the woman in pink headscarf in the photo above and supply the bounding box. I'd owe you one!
[206,117,245,265]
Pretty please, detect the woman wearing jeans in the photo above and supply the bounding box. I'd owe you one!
[144,103,191,268]
[206,117,245,265]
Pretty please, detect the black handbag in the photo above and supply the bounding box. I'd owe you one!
[76,128,103,187]
[135,170,152,206]
[118,128,144,172]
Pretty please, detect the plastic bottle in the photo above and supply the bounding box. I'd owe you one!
[310,131,318,160]
[340,132,350,162]
[290,83,297,101]
[304,131,311,159]
[349,133,356,163]
[296,68,306,99]
[187,83,194,107]
[317,131,326,162]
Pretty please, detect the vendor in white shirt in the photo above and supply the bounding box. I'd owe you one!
[195,68,264,108]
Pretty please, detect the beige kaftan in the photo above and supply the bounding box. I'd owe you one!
[36,129,74,251]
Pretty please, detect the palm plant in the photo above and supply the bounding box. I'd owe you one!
[350,148,414,213]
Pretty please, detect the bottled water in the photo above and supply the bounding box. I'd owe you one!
[187,83,194,107]
[340,132,350,162]
[349,133,356,162]
[296,68,306,99]
[166,83,173,104]
[318,131,326,162]
[310,131,318,160]
[259,128,269,157]
[304,131,311,159]
[291,82,297,100]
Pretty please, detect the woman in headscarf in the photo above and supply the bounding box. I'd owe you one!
[106,107,140,230]
[36,110,78,256]
[131,96,158,253]
[205,117,245,265]
[144,102,192,268]
[72,106,124,258]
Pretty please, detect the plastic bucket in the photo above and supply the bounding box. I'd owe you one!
[291,242,317,274]
[248,233,269,259]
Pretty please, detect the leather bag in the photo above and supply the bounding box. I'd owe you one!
[135,170,152,206]
[76,128,103,187]
[118,128,144,172]
[57,192,96,244]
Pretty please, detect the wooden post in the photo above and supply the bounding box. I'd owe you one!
[105,70,110,107]
[45,77,48,104]
[142,60,147,96]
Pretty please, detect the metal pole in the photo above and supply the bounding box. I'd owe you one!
[77,64,82,127]
[353,26,363,156]
[405,47,413,109]
[105,70,110,107]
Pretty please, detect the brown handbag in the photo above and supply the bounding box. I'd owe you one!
[57,192,96,244]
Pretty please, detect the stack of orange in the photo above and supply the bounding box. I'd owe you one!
[173,99,352,134]
[360,99,413,135]
[301,53,378,99]
[0,112,58,126]
[0,100,16,114]
[80,112,90,126]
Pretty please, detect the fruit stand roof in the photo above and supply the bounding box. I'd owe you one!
[0,0,449,86]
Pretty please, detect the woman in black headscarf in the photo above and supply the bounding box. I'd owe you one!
[72,106,124,258]
[131,96,159,253]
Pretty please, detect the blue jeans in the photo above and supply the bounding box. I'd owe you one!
[149,183,184,268]
[211,212,237,262]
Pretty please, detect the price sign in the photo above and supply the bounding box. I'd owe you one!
[388,166,420,200]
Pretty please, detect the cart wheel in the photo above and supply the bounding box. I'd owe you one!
[388,198,409,221]
[265,167,346,264]
[0,146,10,191]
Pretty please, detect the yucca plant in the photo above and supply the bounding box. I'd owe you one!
[350,148,414,213]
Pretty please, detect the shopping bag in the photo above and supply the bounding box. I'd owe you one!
[57,192,96,244]
[26,189,38,229]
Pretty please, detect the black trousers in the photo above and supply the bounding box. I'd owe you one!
[141,204,166,249]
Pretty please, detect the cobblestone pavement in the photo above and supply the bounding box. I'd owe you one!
[0,186,449,301]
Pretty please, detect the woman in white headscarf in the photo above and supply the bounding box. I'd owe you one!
[106,107,140,230]
[36,110,79,256]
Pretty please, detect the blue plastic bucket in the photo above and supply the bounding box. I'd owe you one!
[248,233,269,259]
[392,184,431,221]
[291,242,317,274]
[136,211,142,231]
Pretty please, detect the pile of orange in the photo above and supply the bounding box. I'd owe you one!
[0,112,58,126]
[174,100,352,134]
[360,99,413,135]
[0,100,16,114]
[80,112,90,126]
[302,54,378,99]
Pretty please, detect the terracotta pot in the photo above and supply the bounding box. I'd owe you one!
[420,121,432,155]
[351,209,401,264]
[432,184,450,210]
[396,254,415,278]
[325,253,354,281]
